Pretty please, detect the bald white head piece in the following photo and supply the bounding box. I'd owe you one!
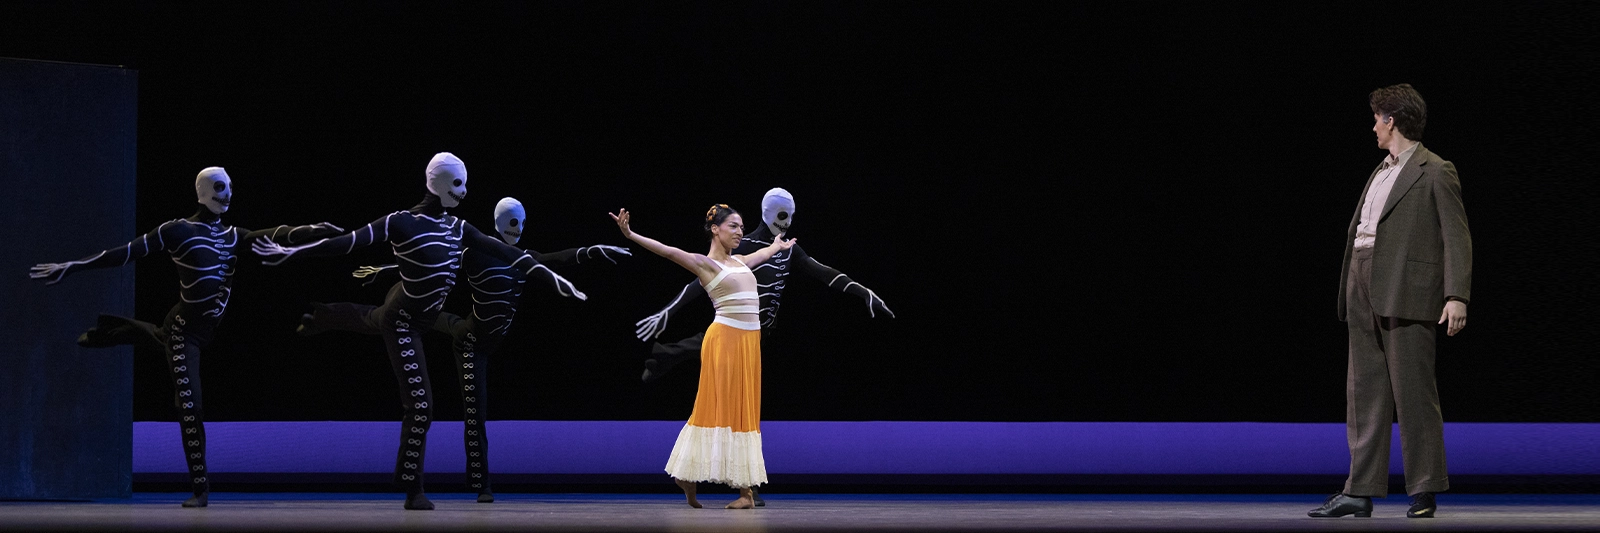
[760,187,795,235]
[196,167,232,214]
[425,152,467,208]
[494,197,526,245]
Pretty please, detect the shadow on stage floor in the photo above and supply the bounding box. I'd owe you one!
[1,493,1597,532]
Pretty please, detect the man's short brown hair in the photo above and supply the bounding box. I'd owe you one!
[1369,84,1427,141]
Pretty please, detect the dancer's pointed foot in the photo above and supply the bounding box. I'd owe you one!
[642,358,665,383]
[674,478,701,508]
[643,343,695,383]
[726,488,755,510]
[76,328,108,348]
[182,493,208,508]
[77,315,161,349]
[477,492,494,503]
[294,313,319,336]
[404,492,434,510]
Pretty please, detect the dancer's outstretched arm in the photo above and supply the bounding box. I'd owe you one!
[28,220,185,285]
[252,212,401,265]
[735,234,796,269]
[462,222,586,300]
[791,244,894,318]
[241,222,346,246]
[634,278,704,341]
[522,244,633,268]
[609,208,719,281]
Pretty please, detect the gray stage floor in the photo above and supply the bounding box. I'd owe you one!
[1,493,1597,532]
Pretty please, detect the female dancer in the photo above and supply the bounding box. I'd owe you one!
[610,204,793,509]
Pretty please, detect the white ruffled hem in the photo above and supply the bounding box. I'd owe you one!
[664,424,767,488]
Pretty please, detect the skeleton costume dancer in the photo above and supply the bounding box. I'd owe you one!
[28,167,342,508]
[636,188,893,379]
[612,204,794,510]
[252,154,586,510]
[299,196,626,503]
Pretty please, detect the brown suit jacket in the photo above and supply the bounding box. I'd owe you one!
[1338,143,1472,322]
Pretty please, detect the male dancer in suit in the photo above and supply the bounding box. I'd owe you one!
[1311,84,1471,519]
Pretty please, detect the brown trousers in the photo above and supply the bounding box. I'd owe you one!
[1344,246,1450,497]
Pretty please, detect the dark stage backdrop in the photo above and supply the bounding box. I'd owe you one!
[2,2,1594,424]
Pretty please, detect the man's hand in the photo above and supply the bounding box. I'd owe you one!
[1439,300,1467,336]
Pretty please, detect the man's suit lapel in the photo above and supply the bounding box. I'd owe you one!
[1380,144,1429,221]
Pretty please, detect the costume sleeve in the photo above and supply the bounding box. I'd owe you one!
[252,213,395,265]
[241,222,347,245]
[525,247,580,267]
[464,222,586,300]
[1433,161,1472,304]
[28,220,183,285]
[524,245,632,268]
[792,244,895,318]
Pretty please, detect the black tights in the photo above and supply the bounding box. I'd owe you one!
[161,306,212,496]
[437,313,504,494]
[368,302,437,492]
[78,307,213,496]
[307,303,500,494]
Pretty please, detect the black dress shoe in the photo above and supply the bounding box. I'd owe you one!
[1308,493,1372,518]
[1407,492,1436,518]
[752,488,764,507]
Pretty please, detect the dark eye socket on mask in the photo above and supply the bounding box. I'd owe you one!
[213,182,227,193]
[452,179,463,187]
[777,212,789,220]
[509,219,519,228]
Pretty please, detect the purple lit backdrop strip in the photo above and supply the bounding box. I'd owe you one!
[132,422,1600,475]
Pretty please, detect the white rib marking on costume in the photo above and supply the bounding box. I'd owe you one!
[403,284,451,299]
[170,259,229,271]
[396,254,458,268]
[179,275,225,288]
[471,294,516,306]
[399,271,454,283]
[393,230,456,247]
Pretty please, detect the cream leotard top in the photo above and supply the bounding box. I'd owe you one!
[702,256,761,331]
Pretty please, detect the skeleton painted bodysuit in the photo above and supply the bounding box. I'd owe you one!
[635,189,893,382]
[28,167,341,508]
[253,158,585,509]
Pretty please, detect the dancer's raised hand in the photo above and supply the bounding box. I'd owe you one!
[609,209,632,237]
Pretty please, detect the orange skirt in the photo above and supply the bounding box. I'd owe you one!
[663,321,766,487]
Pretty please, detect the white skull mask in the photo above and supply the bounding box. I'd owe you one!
[425,152,467,208]
[195,167,232,214]
[493,197,526,245]
[760,187,795,235]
